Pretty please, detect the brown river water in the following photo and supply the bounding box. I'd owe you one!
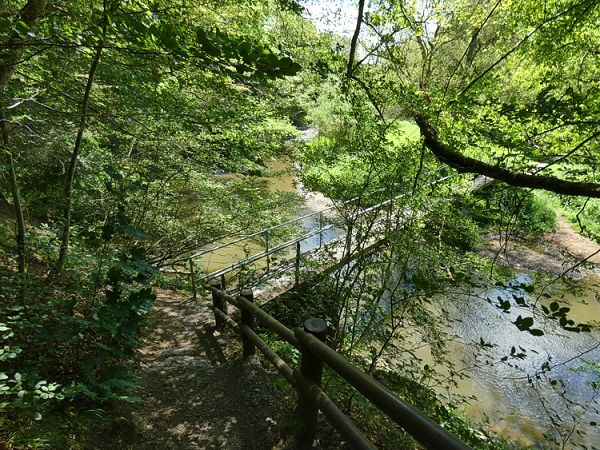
[430,273,599,447]
[197,152,338,279]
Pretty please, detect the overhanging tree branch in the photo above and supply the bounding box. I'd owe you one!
[415,115,600,198]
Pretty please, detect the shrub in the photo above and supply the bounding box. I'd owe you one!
[422,201,482,251]
[517,194,557,235]
[468,183,557,236]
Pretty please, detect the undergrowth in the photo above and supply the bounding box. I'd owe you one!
[0,217,155,448]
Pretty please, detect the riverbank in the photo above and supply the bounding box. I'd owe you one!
[477,215,600,279]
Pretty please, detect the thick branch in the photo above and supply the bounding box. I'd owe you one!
[415,116,600,198]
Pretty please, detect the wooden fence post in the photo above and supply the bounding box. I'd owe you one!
[295,317,328,450]
[189,258,198,301]
[209,278,225,329]
[240,288,256,358]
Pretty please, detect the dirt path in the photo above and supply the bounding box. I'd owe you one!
[478,216,600,278]
[548,217,600,264]
[96,289,296,450]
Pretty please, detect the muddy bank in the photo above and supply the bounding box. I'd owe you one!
[477,216,600,279]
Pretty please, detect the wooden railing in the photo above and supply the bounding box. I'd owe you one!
[204,282,472,450]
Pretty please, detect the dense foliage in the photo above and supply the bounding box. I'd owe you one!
[1,0,598,448]
[0,0,330,445]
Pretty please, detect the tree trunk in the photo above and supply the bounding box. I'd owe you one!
[55,45,104,273]
[0,0,48,300]
[0,101,26,277]
[346,0,366,81]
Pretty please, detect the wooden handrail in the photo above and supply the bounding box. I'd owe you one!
[206,284,299,347]
[295,328,472,450]
[204,285,472,450]
[239,322,375,449]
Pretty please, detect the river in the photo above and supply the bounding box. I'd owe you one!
[198,129,340,278]
[435,272,600,447]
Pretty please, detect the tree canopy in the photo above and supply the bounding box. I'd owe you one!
[345,0,599,197]
[1,1,598,448]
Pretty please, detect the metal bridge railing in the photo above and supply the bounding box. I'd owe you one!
[172,175,455,297]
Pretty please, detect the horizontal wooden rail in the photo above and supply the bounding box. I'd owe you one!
[240,323,295,385]
[211,305,238,331]
[292,368,375,450]
[205,285,472,450]
[240,319,375,449]
[294,328,472,450]
[208,285,374,449]
[206,284,299,347]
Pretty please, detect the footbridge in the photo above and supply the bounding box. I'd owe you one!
[162,175,483,449]
[168,176,457,300]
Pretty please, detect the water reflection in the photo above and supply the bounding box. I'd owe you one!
[444,273,600,446]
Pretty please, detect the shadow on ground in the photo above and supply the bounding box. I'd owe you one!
[94,289,345,449]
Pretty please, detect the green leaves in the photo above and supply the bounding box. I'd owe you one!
[113,7,303,79]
